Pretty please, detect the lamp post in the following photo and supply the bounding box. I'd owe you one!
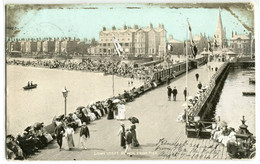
[62,87,69,116]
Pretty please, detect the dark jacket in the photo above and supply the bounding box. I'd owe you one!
[167,88,172,96]
[197,83,202,89]
[80,125,90,138]
[183,89,187,96]
[54,125,65,137]
[172,89,178,95]
[125,131,133,144]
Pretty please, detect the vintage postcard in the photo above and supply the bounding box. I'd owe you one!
[5,2,257,161]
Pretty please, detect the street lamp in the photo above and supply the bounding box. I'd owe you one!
[62,87,69,116]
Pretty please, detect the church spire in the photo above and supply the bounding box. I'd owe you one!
[215,8,226,48]
[216,9,223,33]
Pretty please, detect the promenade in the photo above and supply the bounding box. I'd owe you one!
[30,62,228,160]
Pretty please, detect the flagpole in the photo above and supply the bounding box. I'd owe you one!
[207,40,210,81]
[186,19,189,97]
[185,20,189,123]
[112,68,115,96]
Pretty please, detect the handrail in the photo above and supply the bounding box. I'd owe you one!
[187,62,229,117]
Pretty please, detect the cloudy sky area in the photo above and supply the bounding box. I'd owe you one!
[7,4,252,42]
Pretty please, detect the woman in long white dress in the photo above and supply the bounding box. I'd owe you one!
[117,102,126,120]
[65,125,75,150]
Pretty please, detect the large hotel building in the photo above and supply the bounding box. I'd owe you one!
[98,23,167,57]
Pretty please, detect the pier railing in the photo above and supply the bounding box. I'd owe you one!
[151,56,207,82]
[187,62,229,117]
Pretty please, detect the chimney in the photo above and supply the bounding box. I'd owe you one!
[162,24,164,28]
[134,25,138,29]
[232,31,234,37]
[150,23,153,29]
[102,26,106,31]
[112,26,116,30]
[123,25,127,30]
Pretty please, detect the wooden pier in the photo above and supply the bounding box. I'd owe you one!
[30,62,229,160]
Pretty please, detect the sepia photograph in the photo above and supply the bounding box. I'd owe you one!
[4,1,257,161]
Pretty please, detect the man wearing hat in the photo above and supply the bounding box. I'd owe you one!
[54,124,65,150]
[79,122,90,150]
[172,86,178,101]
[167,86,172,101]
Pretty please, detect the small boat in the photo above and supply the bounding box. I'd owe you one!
[23,84,37,90]
[242,92,255,96]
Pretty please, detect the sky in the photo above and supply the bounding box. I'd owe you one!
[7,4,252,42]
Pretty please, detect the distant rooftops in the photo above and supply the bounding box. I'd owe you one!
[100,23,165,34]
[230,35,250,40]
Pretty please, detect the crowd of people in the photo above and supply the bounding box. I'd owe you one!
[6,95,139,160]
[6,56,211,160]
[6,122,53,160]
[6,58,166,82]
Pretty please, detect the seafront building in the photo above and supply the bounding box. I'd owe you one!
[230,32,254,56]
[98,23,167,57]
[5,11,254,58]
[6,38,85,55]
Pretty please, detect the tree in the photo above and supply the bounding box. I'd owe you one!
[90,38,98,47]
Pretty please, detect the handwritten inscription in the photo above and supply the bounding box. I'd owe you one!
[154,138,221,159]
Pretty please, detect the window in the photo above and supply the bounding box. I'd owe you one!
[103,43,106,46]
[125,43,129,46]
[108,43,110,46]
[103,49,106,52]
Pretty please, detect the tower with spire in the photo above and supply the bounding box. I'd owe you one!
[215,8,227,48]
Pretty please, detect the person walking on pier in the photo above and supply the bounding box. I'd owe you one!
[117,123,126,149]
[183,87,187,101]
[195,73,199,81]
[54,123,65,151]
[65,124,75,151]
[79,122,90,150]
[124,129,133,157]
[167,86,172,101]
[172,87,178,101]
[130,123,139,147]
[197,82,202,90]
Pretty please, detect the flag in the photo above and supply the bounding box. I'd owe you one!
[190,43,198,57]
[208,41,213,52]
[113,36,123,56]
[187,20,198,58]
